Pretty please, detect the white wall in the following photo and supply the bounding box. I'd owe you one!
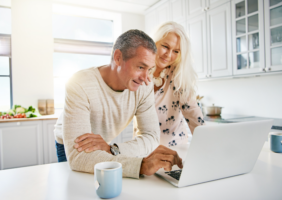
[0,0,10,7]
[121,12,145,32]
[197,74,282,118]
[11,0,54,108]
[0,0,145,109]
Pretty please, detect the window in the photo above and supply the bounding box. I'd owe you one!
[53,14,113,42]
[0,7,12,111]
[53,53,111,109]
[53,13,113,109]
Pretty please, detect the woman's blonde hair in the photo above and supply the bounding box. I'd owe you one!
[153,21,198,103]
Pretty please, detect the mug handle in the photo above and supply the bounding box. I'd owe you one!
[94,169,100,190]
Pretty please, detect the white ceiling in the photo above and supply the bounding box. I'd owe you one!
[52,0,160,15]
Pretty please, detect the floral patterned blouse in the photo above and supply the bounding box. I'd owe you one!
[154,66,205,147]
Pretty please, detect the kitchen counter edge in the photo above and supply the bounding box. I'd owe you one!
[0,115,58,123]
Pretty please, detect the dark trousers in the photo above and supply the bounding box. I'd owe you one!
[55,141,67,162]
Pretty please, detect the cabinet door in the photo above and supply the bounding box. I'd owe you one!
[206,0,230,9]
[42,120,58,164]
[157,1,171,27]
[232,0,265,75]
[178,19,188,33]
[170,0,186,22]
[207,1,233,77]
[188,14,208,79]
[0,121,43,170]
[264,0,282,72]
[187,0,206,18]
[145,10,158,37]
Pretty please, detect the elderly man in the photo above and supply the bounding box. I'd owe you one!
[54,30,182,178]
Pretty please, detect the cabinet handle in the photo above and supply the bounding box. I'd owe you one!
[268,68,271,71]
[206,7,209,10]
[209,74,212,77]
[261,68,266,72]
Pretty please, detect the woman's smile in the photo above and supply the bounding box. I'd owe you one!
[160,57,169,63]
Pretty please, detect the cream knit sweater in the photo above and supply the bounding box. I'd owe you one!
[61,67,160,179]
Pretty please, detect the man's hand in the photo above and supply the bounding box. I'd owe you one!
[140,145,183,176]
[73,133,111,154]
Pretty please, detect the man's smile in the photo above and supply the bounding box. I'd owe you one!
[133,80,141,85]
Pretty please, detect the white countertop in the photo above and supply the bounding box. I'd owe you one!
[0,142,281,200]
[0,114,59,123]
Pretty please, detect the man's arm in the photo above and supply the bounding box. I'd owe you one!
[73,83,160,157]
[63,77,143,178]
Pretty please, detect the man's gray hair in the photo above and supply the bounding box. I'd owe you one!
[111,29,157,61]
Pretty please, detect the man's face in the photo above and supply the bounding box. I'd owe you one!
[117,46,156,91]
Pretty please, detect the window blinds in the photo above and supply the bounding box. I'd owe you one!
[0,34,11,57]
[54,39,113,56]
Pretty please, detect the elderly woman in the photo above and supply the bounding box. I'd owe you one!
[135,21,205,147]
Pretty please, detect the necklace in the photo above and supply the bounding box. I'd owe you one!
[153,68,166,87]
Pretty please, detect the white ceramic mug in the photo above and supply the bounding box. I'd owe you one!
[94,162,122,198]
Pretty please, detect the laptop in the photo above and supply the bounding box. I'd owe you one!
[155,120,273,187]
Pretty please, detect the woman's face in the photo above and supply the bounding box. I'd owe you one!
[155,32,180,69]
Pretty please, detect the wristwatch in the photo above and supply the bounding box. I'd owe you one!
[110,144,120,156]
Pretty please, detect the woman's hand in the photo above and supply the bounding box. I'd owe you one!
[144,75,152,86]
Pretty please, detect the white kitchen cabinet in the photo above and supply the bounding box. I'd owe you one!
[179,19,189,34]
[188,14,208,79]
[207,0,231,9]
[207,1,233,77]
[144,0,282,80]
[188,1,232,79]
[187,0,230,18]
[170,0,186,22]
[157,1,170,26]
[264,0,282,72]
[42,120,58,164]
[0,121,44,170]
[0,119,58,170]
[145,10,158,37]
[187,0,206,17]
[145,1,171,37]
[232,0,265,75]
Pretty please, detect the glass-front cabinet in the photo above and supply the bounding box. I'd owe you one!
[232,0,265,75]
[264,0,282,72]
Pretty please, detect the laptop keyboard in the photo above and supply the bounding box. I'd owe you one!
[165,170,182,180]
